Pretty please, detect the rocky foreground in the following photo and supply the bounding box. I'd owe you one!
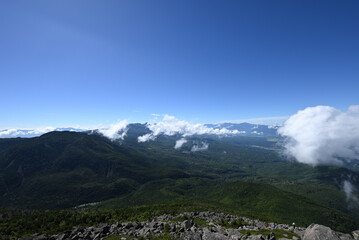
[19,212,359,240]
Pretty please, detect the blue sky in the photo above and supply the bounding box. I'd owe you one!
[1,0,358,128]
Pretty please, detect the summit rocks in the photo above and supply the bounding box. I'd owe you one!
[17,212,358,240]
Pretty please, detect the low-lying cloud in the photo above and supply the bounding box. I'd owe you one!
[191,141,209,152]
[174,138,187,149]
[98,120,128,141]
[343,180,358,204]
[138,115,239,143]
[278,105,359,166]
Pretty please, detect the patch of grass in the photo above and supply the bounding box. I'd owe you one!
[250,145,280,151]
[193,218,208,227]
[164,223,171,233]
[170,216,188,222]
[217,219,247,229]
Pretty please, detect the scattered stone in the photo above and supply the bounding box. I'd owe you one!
[15,212,359,240]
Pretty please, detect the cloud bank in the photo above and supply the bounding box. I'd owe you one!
[0,121,129,141]
[0,127,56,138]
[278,105,359,166]
[98,120,128,141]
[138,115,239,143]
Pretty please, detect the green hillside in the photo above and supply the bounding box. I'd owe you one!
[0,131,358,233]
[0,132,189,208]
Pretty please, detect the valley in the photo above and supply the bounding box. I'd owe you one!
[0,123,359,238]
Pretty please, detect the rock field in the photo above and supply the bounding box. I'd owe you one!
[18,212,359,240]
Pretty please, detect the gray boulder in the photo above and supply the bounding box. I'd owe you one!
[266,232,276,240]
[303,224,353,240]
[202,231,229,240]
[182,219,194,230]
[247,235,266,240]
[181,231,202,240]
[226,229,242,239]
[339,233,356,240]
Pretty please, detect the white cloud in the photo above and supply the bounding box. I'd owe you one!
[0,127,56,138]
[343,180,358,204]
[278,105,359,166]
[191,141,209,152]
[174,138,187,149]
[138,114,239,142]
[138,133,156,143]
[98,120,128,141]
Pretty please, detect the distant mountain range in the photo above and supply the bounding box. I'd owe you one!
[0,122,280,139]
